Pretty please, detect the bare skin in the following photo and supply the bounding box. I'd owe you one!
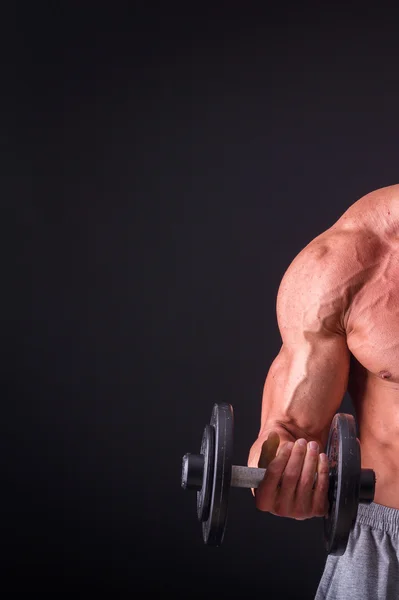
[248,183,399,519]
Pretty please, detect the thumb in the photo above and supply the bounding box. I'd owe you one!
[251,431,280,497]
[258,431,280,469]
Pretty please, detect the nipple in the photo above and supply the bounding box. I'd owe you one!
[378,370,392,379]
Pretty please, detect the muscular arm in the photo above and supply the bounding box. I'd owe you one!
[249,234,352,467]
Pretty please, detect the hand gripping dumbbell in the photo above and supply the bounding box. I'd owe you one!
[181,403,376,555]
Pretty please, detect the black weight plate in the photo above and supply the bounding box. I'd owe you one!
[197,424,215,522]
[324,413,361,555]
[202,403,234,546]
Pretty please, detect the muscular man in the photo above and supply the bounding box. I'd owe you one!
[248,184,399,599]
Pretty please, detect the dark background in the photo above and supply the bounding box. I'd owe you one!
[3,3,399,598]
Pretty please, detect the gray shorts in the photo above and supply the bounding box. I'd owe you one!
[315,503,399,600]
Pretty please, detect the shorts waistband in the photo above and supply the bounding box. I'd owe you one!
[356,502,399,536]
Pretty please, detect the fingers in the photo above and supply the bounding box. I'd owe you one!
[277,438,308,516]
[258,432,280,469]
[255,436,330,520]
[250,431,281,496]
[255,441,294,511]
[295,441,320,517]
[312,452,330,516]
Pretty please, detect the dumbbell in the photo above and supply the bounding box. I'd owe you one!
[181,403,376,555]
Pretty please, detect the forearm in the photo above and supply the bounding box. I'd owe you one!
[259,410,325,449]
[249,344,349,466]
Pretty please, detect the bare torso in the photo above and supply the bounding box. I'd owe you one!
[249,184,399,515]
[331,184,399,508]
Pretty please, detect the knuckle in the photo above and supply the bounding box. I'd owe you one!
[296,497,312,517]
[318,459,330,475]
[255,494,273,512]
[282,470,298,485]
[317,481,329,495]
[293,448,306,460]
[294,507,305,519]
[308,457,319,469]
[273,502,287,517]
[313,505,327,517]
[313,494,328,514]
[256,503,272,513]
[296,509,312,520]
[300,475,315,489]
[267,462,281,476]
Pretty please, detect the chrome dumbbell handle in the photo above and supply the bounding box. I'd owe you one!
[231,465,266,488]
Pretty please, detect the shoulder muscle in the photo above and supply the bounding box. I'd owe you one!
[276,229,382,340]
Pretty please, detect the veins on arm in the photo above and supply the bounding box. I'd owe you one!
[258,235,355,450]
